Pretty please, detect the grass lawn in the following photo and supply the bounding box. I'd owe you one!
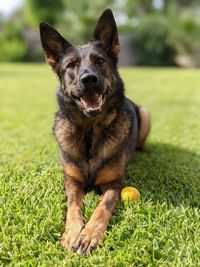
[0,64,199,267]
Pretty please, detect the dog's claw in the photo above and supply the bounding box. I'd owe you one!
[61,222,84,250]
[73,226,103,255]
[87,245,97,255]
[72,240,81,252]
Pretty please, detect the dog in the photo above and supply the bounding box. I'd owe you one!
[39,9,150,255]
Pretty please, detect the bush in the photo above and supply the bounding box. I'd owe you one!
[0,21,28,62]
[0,38,28,62]
[132,16,179,66]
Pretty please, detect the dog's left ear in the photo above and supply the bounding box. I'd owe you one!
[91,9,120,63]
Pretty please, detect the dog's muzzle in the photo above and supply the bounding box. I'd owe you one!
[72,72,108,116]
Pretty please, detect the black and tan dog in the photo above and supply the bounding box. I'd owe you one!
[39,9,150,255]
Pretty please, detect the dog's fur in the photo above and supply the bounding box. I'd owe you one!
[39,9,150,255]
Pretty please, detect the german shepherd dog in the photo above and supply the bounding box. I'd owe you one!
[39,9,150,255]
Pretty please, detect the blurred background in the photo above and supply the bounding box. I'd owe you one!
[0,0,200,67]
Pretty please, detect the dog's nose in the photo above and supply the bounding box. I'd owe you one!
[81,73,99,86]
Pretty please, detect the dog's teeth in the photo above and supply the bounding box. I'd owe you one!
[87,107,100,111]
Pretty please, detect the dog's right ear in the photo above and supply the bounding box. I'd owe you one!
[39,23,72,71]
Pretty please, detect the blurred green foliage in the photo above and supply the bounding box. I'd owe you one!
[121,0,200,66]
[133,16,178,66]
[131,13,199,66]
[23,0,64,26]
[57,0,115,44]
[0,20,28,62]
[0,0,200,65]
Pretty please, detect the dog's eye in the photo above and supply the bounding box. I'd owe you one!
[67,62,76,69]
[96,57,105,65]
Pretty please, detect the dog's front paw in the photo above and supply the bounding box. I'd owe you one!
[73,225,104,255]
[61,221,84,250]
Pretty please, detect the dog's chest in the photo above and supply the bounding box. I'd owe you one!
[55,112,132,185]
[84,128,93,161]
[55,117,106,161]
[79,126,114,185]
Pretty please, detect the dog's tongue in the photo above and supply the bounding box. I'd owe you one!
[80,94,102,112]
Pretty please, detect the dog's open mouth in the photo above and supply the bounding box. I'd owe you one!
[80,93,103,112]
[72,92,107,114]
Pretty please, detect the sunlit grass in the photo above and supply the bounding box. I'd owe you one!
[0,64,199,266]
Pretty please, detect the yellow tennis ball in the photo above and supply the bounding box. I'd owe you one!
[121,187,140,201]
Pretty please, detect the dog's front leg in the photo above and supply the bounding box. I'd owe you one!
[61,176,85,250]
[73,180,122,255]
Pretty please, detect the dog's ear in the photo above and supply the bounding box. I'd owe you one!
[91,9,120,62]
[39,23,73,71]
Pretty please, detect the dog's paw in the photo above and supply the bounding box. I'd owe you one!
[61,221,84,250]
[73,226,104,255]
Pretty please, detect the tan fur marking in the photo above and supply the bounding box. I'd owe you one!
[113,44,120,58]
[102,110,117,126]
[44,52,59,72]
[62,161,85,184]
[45,54,56,67]
[95,156,125,185]
[137,106,151,149]
[55,118,80,157]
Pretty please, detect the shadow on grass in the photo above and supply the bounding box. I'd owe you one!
[126,142,200,208]
[104,143,200,251]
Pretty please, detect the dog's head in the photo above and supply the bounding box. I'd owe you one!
[39,9,121,117]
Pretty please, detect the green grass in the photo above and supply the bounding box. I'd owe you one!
[0,64,200,267]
